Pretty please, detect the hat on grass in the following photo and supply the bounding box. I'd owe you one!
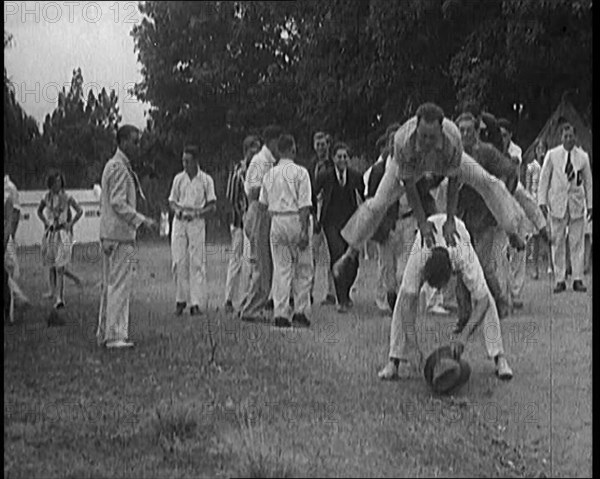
[424,345,471,395]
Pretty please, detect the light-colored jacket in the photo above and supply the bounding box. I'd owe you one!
[99,148,146,242]
[538,144,592,219]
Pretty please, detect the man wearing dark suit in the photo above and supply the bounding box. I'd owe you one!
[315,142,364,313]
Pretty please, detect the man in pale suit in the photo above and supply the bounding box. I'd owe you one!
[538,122,593,293]
[97,125,156,349]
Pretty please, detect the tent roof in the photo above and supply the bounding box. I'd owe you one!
[523,98,592,165]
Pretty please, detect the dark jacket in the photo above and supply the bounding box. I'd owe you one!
[315,163,364,228]
[458,141,519,235]
[367,160,400,243]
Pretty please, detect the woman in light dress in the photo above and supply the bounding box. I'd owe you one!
[37,172,83,309]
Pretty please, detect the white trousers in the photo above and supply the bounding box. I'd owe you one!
[389,287,504,361]
[97,240,135,344]
[310,228,336,299]
[270,215,314,320]
[224,225,251,308]
[171,218,207,308]
[550,209,585,283]
[508,245,526,301]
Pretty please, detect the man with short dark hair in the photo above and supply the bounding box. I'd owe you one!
[538,122,593,293]
[308,131,337,305]
[169,144,217,316]
[224,135,261,314]
[97,125,156,349]
[378,213,513,381]
[259,134,313,328]
[240,125,283,320]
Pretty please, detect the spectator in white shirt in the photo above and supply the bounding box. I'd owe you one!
[168,145,217,316]
[259,134,313,328]
[525,140,545,279]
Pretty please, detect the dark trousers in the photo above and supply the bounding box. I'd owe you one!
[323,223,358,305]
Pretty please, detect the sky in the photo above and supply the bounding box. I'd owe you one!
[4,1,148,130]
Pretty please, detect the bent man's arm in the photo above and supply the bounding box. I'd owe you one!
[108,163,146,229]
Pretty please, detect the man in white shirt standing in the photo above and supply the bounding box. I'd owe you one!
[240,125,283,321]
[259,133,313,328]
[499,118,526,310]
[538,122,593,293]
[168,145,217,316]
[378,213,513,381]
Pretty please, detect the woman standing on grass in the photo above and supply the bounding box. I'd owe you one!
[37,172,83,309]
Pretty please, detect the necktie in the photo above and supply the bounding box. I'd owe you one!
[130,168,147,201]
[338,170,345,187]
[565,150,575,182]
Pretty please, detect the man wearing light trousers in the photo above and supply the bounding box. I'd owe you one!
[97,125,156,349]
[169,145,217,316]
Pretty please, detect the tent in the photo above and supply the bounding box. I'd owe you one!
[523,97,593,167]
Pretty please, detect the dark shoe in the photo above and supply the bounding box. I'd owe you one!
[274,316,291,328]
[289,297,295,308]
[321,294,336,305]
[175,302,187,316]
[553,282,567,294]
[512,300,524,310]
[292,313,311,328]
[336,303,350,314]
[224,300,234,314]
[190,305,203,316]
[240,315,257,323]
[310,295,314,305]
[573,280,587,293]
[264,299,274,310]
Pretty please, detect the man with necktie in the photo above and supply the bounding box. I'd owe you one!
[538,122,593,293]
[97,125,156,349]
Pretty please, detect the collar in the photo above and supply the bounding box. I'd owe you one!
[335,167,347,179]
[278,158,294,166]
[184,167,201,180]
[261,145,277,165]
[114,147,132,168]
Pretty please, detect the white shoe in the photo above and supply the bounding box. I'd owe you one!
[495,356,513,380]
[428,305,451,315]
[378,361,399,380]
[105,340,134,349]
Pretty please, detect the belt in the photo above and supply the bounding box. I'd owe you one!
[400,210,413,220]
[269,211,300,217]
[176,212,199,222]
[46,224,66,232]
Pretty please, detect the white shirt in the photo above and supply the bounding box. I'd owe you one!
[259,159,312,213]
[508,141,522,164]
[244,145,277,197]
[4,175,20,211]
[401,214,488,300]
[169,168,216,210]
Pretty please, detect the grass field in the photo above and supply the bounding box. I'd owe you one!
[4,238,592,478]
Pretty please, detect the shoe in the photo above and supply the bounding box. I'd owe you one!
[495,355,513,380]
[240,315,257,323]
[289,297,295,308]
[512,301,523,310]
[224,300,234,314]
[54,300,65,310]
[106,340,134,349]
[291,313,311,328]
[264,299,274,310]
[274,316,291,328]
[378,361,399,380]
[190,305,203,316]
[553,282,567,294]
[428,305,451,315]
[573,280,587,293]
[321,294,336,305]
[175,302,187,316]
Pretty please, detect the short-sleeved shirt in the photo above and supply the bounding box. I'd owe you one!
[169,169,216,210]
[400,213,488,301]
[393,116,463,181]
[259,159,312,214]
[244,145,276,197]
[4,176,20,211]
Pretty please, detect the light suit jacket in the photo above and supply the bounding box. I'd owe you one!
[99,148,146,242]
[538,144,592,219]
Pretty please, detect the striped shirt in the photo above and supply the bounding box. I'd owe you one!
[226,160,247,228]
